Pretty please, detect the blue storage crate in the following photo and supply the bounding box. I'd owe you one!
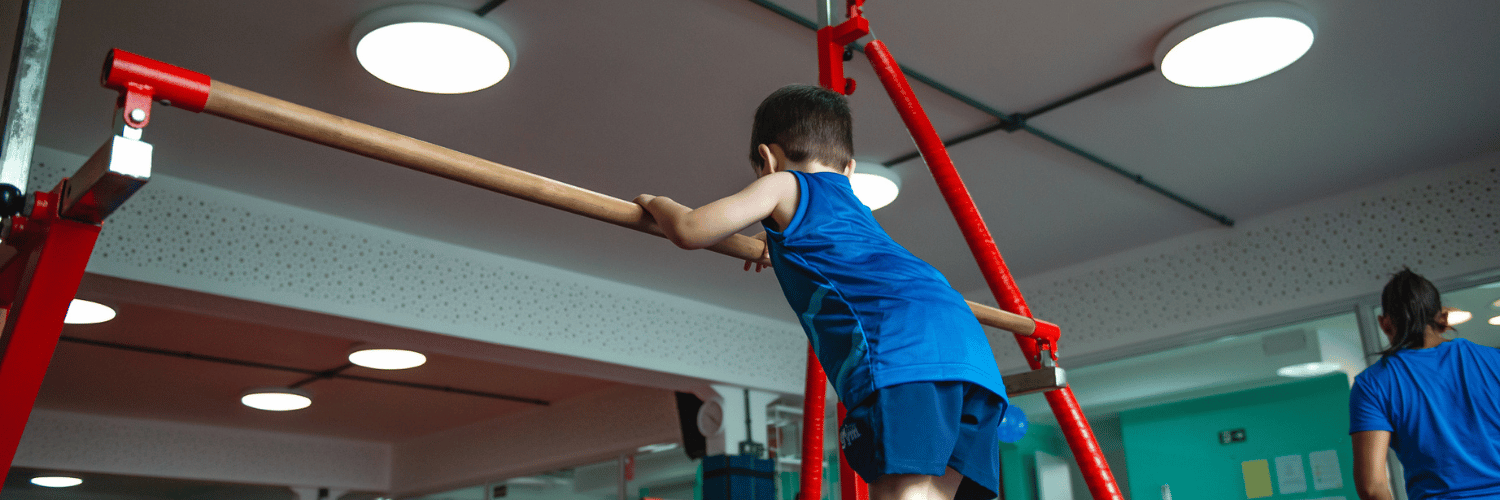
[701,455,775,500]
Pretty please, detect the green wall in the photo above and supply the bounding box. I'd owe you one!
[999,423,1066,500]
[1120,375,1357,500]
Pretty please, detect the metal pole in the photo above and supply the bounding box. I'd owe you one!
[836,404,867,500]
[797,347,826,500]
[863,39,1123,500]
[0,0,62,193]
[619,454,629,500]
[0,192,105,490]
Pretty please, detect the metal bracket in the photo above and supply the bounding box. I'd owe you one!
[1031,318,1061,363]
[99,48,213,138]
[59,135,152,224]
[1003,366,1067,397]
[816,2,869,95]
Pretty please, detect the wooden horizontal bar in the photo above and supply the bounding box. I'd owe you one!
[199,81,1043,337]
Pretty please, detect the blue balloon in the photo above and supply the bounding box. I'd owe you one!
[996,404,1028,443]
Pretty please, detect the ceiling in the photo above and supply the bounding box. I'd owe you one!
[4,0,1500,498]
[38,295,618,443]
[26,0,1500,322]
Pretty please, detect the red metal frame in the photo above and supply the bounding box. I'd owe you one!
[0,187,105,489]
[862,39,1122,500]
[804,4,1121,498]
[815,2,869,95]
[0,48,173,491]
[836,404,868,500]
[797,347,826,500]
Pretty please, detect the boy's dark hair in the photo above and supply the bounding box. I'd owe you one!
[1379,268,1446,355]
[749,84,853,170]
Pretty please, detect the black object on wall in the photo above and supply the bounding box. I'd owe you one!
[676,391,708,459]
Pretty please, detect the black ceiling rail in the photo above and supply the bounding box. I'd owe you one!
[1017,64,1156,122]
[475,0,508,17]
[59,336,550,406]
[882,64,1154,166]
[747,0,1235,227]
[288,363,354,389]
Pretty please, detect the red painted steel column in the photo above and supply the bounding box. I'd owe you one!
[862,40,1122,500]
[836,404,868,500]
[0,192,104,488]
[798,346,826,500]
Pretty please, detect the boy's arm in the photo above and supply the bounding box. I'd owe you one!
[635,172,796,251]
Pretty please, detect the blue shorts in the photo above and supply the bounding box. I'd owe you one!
[839,381,1004,500]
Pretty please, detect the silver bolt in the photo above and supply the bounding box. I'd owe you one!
[129,108,146,122]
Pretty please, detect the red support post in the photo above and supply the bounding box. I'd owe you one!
[805,8,869,500]
[862,40,1123,500]
[798,346,826,500]
[836,404,868,500]
[0,188,105,489]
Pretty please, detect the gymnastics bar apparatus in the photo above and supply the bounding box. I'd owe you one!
[806,2,1123,500]
[0,12,1099,495]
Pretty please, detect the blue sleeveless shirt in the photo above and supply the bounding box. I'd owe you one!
[763,171,1008,406]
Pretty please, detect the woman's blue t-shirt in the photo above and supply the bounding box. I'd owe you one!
[763,171,1008,407]
[1349,338,1500,499]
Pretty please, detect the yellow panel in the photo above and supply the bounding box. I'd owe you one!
[1242,459,1273,499]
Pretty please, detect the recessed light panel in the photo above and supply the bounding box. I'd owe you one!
[351,4,516,94]
[1446,310,1472,326]
[850,161,902,210]
[64,299,116,324]
[1156,2,1317,88]
[241,388,312,411]
[31,476,82,488]
[1276,361,1341,378]
[349,348,427,370]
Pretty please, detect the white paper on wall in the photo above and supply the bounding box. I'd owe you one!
[1276,454,1308,494]
[1310,449,1345,490]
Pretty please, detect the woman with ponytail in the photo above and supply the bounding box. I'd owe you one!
[1349,269,1500,500]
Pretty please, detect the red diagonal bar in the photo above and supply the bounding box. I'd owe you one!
[862,39,1122,500]
[0,191,104,490]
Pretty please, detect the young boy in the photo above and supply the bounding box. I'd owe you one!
[635,84,1008,500]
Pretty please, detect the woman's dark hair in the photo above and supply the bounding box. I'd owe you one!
[1379,268,1446,355]
[748,84,853,171]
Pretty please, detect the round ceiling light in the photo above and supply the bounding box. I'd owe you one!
[64,299,116,324]
[30,476,82,488]
[241,387,312,411]
[1446,309,1472,326]
[850,161,901,211]
[1489,316,1500,326]
[348,348,427,370]
[1276,361,1341,378]
[1155,1,1316,88]
[351,4,516,94]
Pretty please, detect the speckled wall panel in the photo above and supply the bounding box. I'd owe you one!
[981,153,1500,372]
[14,409,390,490]
[30,146,807,394]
